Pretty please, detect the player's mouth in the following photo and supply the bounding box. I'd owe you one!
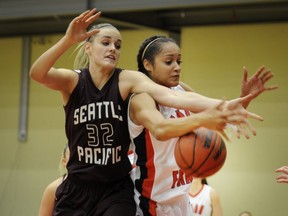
[106,55,116,60]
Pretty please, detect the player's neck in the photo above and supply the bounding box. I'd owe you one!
[190,178,204,194]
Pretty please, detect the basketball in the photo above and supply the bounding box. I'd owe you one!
[174,127,226,178]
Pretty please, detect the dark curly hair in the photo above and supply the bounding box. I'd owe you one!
[137,35,176,77]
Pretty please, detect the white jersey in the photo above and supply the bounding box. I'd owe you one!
[189,184,212,216]
[128,85,193,216]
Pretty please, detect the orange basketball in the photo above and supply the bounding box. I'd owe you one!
[174,127,226,178]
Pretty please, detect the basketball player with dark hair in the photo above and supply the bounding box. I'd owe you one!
[128,35,275,216]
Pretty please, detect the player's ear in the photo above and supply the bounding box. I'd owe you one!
[143,59,153,72]
[85,41,92,55]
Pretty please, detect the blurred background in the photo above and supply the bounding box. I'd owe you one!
[1,0,288,215]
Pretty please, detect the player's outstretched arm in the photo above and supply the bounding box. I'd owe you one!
[30,9,101,91]
[130,93,251,141]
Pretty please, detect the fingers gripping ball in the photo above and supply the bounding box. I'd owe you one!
[174,128,226,178]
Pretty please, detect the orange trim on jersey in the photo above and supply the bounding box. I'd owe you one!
[189,184,205,197]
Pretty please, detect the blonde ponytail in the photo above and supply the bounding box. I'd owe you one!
[73,41,89,70]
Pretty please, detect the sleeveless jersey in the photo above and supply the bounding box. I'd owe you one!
[65,68,131,183]
[128,85,193,215]
[189,184,212,216]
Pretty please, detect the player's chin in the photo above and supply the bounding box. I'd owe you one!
[104,58,118,65]
[104,62,117,70]
[169,78,180,86]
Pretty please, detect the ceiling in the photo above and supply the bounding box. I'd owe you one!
[1,0,288,37]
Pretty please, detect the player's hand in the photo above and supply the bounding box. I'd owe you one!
[200,100,252,141]
[223,95,264,139]
[65,8,101,44]
[225,94,264,122]
[240,65,278,108]
[225,121,256,139]
[275,166,288,184]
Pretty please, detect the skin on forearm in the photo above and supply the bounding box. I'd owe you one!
[29,36,79,95]
[126,71,221,113]
[30,9,101,91]
[130,93,217,141]
[174,91,221,113]
[148,115,203,141]
[29,36,74,84]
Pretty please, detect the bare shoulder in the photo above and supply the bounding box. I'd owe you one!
[43,177,63,195]
[121,69,139,74]
[130,93,157,115]
[118,69,148,99]
[58,68,77,73]
[57,68,79,79]
[120,69,147,80]
[210,186,221,201]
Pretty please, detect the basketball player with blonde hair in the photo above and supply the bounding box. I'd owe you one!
[39,144,70,216]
